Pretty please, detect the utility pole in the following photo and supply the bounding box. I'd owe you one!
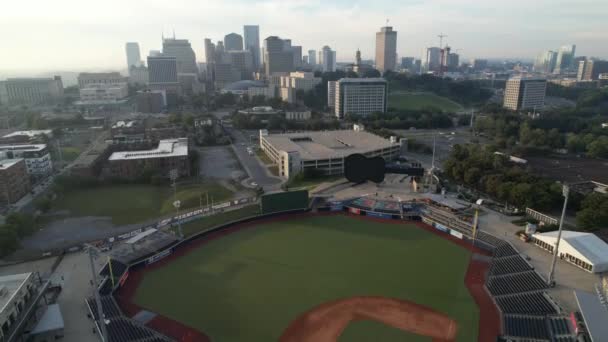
[88,247,109,342]
[547,185,570,286]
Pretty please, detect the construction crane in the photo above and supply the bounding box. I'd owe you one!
[437,33,448,49]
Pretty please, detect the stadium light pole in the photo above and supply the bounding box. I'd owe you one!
[547,184,569,286]
[87,245,109,342]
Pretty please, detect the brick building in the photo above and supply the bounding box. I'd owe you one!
[0,159,31,205]
[107,138,190,179]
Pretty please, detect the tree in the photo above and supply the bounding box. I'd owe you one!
[361,68,381,78]
[576,193,608,231]
[0,225,19,257]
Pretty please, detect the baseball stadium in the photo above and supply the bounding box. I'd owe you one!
[85,191,578,342]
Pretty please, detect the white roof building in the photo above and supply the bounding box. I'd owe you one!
[108,138,188,161]
[2,130,53,139]
[532,231,608,273]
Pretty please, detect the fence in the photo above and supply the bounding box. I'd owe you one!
[525,208,558,226]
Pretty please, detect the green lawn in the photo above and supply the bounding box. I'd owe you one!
[389,92,463,112]
[134,215,478,341]
[53,183,234,225]
[61,147,82,162]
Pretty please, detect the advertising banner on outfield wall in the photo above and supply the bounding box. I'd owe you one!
[367,212,392,219]
[450,230,464,239]
[434,223,449,233]
[119,271,129,287]
[349,207,361,215]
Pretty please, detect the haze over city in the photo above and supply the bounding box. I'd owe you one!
[2,0,608,73]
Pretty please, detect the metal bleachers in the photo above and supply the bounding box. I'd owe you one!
[503,315,550,340]
[495,292,558,315]
[489,254,534,276]
[487,271,549,296]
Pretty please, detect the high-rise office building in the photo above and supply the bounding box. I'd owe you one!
[125,42,142,69]
[554,45,576,74]
[224,33,244,51]
[503,76,546,111]
[321,46,336,72]
[375,26,397,73]
[471,58,488,71]
[292,46,302,68]
[401,57,415,70]
[333,78,388,118]
[244,25,260,69]
[534,50,558,74]
[577,59,608,81]
[308,50,317,66]
[422,47,441,73]
[0,77,63,106]
[204,39,216,64]
[263,36,294,76]
[147,55,180,99]
[162,38,198,74]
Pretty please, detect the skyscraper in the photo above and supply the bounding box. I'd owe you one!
[554,45,576,74]
[162,38,198,74]
[375,26,397,73]
[224,33,244,51]
[333,78,388,118]
[421,47,441,73]
[147,56,178,85]
[577,59,608,81]
[244,25,260,69]
[534,50,557,74]
[308,50,317,66]
[292,46,302,68]
[321,46,336,72]
[125,42,142,69]
[503,76,546,111]
[263,36,294,76]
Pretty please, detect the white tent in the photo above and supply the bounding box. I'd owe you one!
[532,231,608,273]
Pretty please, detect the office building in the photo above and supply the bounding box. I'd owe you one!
[0,77,63,106]
[503,76,547,111]
[77,72,128,103]
[280,72,321,91]
[534,50,558,74]
[292,46,303,68]
[107,138,190,179]
[422,47,441,73]
[147,55,180,101]
[0,144,53,178]
[224,33,244,51]
[302,56,309,65]
[243,25,261,69]
[136,90,166,113]
[328,81,337,108]
[204,38,216,65]
[264,36,294,76]
[577,59,608,81]
[321,46,336,72]
[128,65,149,85]
[441,47,459,72]
[401,57,415,71]
[227,50,254,80]
[308,50,317,66]
[375,26,397,73]
[471,59,488,71]
[333,78,388,118]
[125,42,142,69]
[0,273,37,341]
[162,38,198,74]
[554,45,576,74]
[259,128,400,178]
[285,110,312,121]
[149,50,161,57]
[0,159,31,204]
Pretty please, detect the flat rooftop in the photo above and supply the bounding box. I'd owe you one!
[0,273,32,314]
[2,130,52,139]
[263,130,396,160]
[0,144,47,152]
[109,138,188,161]
[338,77,387,83]
[0,158,23,170]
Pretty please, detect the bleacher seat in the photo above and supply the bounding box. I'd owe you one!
[495,292,558,315]
[503,315,549,340]
[493,242,519,258]
[487,271,548,296]
[489,255,533,276]
[87,296,122,320]
[548,316,573,337]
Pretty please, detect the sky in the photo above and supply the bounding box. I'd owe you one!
[2,0,607,74]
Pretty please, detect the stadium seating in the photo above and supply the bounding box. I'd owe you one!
[503,315,549,340]
[548,316,574,336]
[489,255,533,275]
[495,292,558,315]
[87,296,122,320]
[100,260,128,279]
[493,241,519,258]
[476,231,503,248]
[487,271,548,296]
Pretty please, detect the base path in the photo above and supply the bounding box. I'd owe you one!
[280,296,457,342]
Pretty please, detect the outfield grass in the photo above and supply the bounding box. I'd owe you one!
[53,183,234,225]
[134,215,478,341]
[388,92,463,112]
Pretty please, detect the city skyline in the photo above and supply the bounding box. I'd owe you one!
[2,0,607,73]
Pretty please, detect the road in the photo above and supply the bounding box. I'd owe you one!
[229,128,281,188]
